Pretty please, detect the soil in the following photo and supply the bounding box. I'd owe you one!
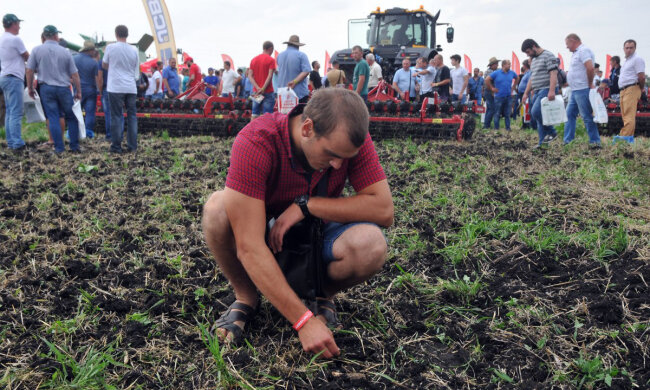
[0,129,649,389]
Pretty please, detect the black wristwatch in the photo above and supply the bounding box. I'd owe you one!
[294,195,310,217]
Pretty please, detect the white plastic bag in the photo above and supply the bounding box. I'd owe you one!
[23,87,46,123]
[589,89,608,124]
[277,87,298,114]
[72,99,87,139]
[540,96,567,126]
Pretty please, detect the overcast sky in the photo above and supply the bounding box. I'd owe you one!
[8,0,649,73]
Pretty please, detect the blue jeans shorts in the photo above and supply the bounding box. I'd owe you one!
[322,222,385,264]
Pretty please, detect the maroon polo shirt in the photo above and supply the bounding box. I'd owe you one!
[225,107,386,217]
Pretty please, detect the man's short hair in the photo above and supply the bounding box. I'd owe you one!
[521,38,539,52]
[156,61,163,67]
[115,25,128,38]
[366,53,375,61]
[311,60,318,68]
[522,59,530,69]
[302,88,368,148]
[331,59,339,65]
[263,41,273,51]
[352,45,363,53]
[417,56,427,63]
[611,55,620,65]
[594,63,600,69]
[624,39,637,48]
[224,60,231,67]
[565,33,581,42]
[501,60,510,66]
[450,54,461,63]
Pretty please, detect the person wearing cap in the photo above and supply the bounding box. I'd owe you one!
[204,67,220,96]
[277,35,311,103]
[102,24,139,154]
[185,56,201,91]
[613,39,646,144]
[482,57,499,129]
[26,25,82,154]
[73,40,101,138]
[0,13,29,151]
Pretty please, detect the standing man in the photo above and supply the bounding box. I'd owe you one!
[366,53,383,89]
[415,57,436,100]
[351,46,370,101]
[614,39,645,144]
[326,60,346,87]
[146,61,163,99]
[73,40,102,138]
[0,14,29,151]
[521,39,560,148]
[483,57,499,129]
[204,67,220,96]
[249,41,277,118]
[392,58,417,101]
[431,54,451,102]
[26,25,81,154]
[162,57,179,98]
[518,60,533,128]
[220,61,240,97]
[103,25,139,154]
[186,56,201,91]
[449,54,469,103]
[309,61,322,90]
[467,68,484,104]
[485,60,517,130]
[201,88,393,357]
[609,56,621,101]
[563,34,601,147]
[277,35,311,103]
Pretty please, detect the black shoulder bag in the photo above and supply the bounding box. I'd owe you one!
[271,170,329,300]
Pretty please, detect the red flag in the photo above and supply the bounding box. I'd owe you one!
[221,54,234,69]
[182,52,192,63]
[512,52,521,76]
[558,53,565,70]
[463,54,472,73]
[274,50,279,67]
[324,51,332,72]
[140,57,159,73]
[605,54,612,79]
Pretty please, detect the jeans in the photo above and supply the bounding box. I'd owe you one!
[150,92,163,100]
[0,75,25,149]
[563,88,601,145]
[251,92,276,115]
[81,88,97,138]
[108,92,137,153]
[451,93,467,104]
[530,88,557,146]
[102,90,111,139]
[493,95,512,129]
[40,84,79,153]
[484,93,495,128]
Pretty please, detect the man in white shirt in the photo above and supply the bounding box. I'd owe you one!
[220,61,241,97]
[563,33,601,147]
[0,14,29,151]
[415,56,436,100]
[449,54,469,103]
[145,61,163,99]
[366,53,383,89]
[103,24,139,153]
[614,39,645,143]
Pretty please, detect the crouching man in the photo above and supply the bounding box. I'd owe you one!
[202,88,394,358]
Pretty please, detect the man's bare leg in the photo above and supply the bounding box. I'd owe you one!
[202,190,258,341]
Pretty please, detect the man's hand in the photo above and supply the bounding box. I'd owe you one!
[399,91,406,100]
[74,90,82,100]
[167,90,176,98]
[298,317,340,358]
[459,93,464,101]
[547,90,556,101]
[522,92,528,103]
[287,80,296,89]
[268,203,304,253]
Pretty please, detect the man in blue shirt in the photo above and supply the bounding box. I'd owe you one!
[73,40,100,138]
[392,58,417,101]
[277,35,311,103]
[204,67,219,96]
[485,60,517,130]
[467,68,484,104]
[162,57,180,97]
[517,60,533,128]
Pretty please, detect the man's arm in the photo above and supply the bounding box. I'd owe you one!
[21,51,29,61]
[287,71,309,88]
[355,75,366,94]
[96,70,103,93]
[260,68,274,93]
[484,76,497,93]
[460,73,469,98]
[71,73,81,100]
[548,69,557,101]
[638,72,646,90]
[584,60,595,88]
[522,76,532,102]
[26,68,35,98]
[223,189,340,358]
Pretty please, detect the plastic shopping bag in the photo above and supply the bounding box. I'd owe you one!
[277,87,298,114]
[589,89,608,124]
[72,99,87,139]
[23,87,46,123]
[540,97,567,126]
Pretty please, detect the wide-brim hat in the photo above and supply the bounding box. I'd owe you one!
[80,40,96,52]
[487,57,499,66]
[283,35,305,46]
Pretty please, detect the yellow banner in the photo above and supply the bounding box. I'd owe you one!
[142,0,177,65]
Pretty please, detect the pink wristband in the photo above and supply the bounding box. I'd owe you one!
[292,310,314,331]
